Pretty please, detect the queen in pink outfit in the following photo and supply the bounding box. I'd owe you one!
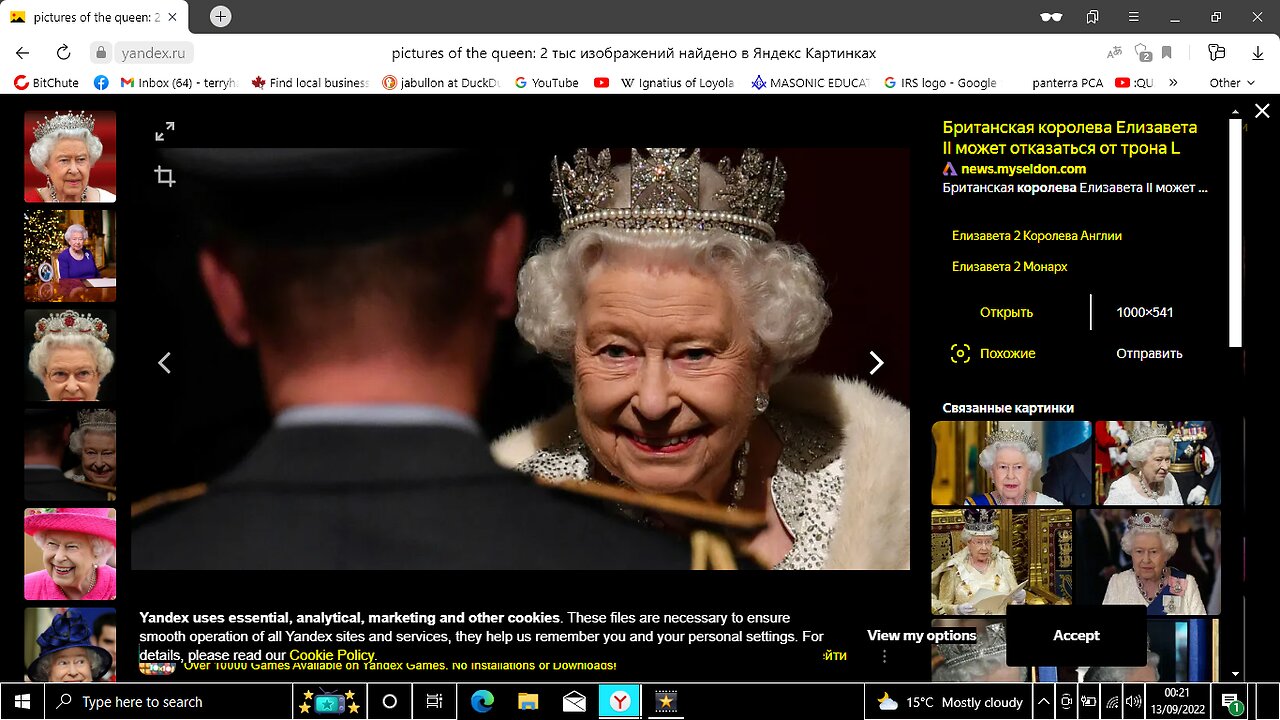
[24,507,117,601]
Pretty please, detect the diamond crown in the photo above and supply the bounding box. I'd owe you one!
[964,508,998,533]
[77,409,116,431]
[985,427,1038,452]
[550,148,786,242]
[33,310,110,343]
[1126,511,1173,533]
[34,111,95,142]
[938,623,1008,665]
[1128,423,1169,446]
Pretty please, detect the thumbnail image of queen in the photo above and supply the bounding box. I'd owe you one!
[25,609,113,682]
[23,508,117,601]
[932,421,1091,506]
[931,622,1025,681]
[1103,511,1206,615]
[1101,421,1217,505]
[931,509,1026,615]
[493,148,911,570]
[26,309,115,402]
[25,111,117,203]
[66,409,117,497]
[23,208,118,302]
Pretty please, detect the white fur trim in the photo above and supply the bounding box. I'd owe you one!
[491,373,910,570]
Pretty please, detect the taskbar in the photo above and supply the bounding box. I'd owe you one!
[0,681,1276,719]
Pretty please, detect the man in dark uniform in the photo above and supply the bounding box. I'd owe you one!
[25,409,106,501]
[132,149,690,570]
[1040,435,1093,506]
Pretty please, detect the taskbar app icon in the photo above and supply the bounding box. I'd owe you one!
[598,684,640,718]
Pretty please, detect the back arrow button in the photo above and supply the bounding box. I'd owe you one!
[158,352,172,374]
[16,47,29,59]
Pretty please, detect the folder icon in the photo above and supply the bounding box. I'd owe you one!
[518,693,539,710]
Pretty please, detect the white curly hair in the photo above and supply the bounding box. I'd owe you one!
[977,441,1043,474]
[28,333,114,382]
[29,127,104,172]
[1128,436,1175,464]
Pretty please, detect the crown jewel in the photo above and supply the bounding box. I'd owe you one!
[34,111,95,142]
[938,623,1008,665]
[1126,511,1173,533]
[1129,423,1169,446]
[33,310,110,343]
[985,426,1038,452]
[551,148,786,242]
[77,409,116,430]
[964,508,998,534]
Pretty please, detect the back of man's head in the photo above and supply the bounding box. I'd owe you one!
[167,149,524,360]
[25,410,69,460]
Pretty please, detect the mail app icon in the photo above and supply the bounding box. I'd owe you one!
[563,690,587,713]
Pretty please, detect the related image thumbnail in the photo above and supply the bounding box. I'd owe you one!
[24,110,117,203]
[25,308,116,402]
[1076,509,1219,615]
[931,508,1072,615]
[23,508,117,601]
[932,421,1092,506]
[23,208,119,302]
[1097,421,1221,505]
[22,607,117,682]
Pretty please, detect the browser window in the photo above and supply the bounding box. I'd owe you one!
[6,1,1273,717]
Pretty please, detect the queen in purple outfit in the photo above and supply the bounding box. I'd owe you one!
[56,224,99,280]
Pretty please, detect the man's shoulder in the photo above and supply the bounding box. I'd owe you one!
[133,464,690,570]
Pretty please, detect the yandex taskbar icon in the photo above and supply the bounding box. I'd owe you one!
[599,684,639,718]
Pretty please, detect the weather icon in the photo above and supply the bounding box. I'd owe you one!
[878,692,899,711]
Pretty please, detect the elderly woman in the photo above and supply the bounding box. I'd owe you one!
[29,310,113,401]
[494,148,909,569]
[1106,423,1186,504]
[26,609,113,682]
[932,623,1025,682]
[932,509,1026,614]
[24,507,117,601]
[1103,511,1206,614]
[66,409,117,495]
[57,223,100,280]
[26,111,116,203]
[965,428,1061,505]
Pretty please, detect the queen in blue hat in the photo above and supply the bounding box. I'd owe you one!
[26,609,113,682]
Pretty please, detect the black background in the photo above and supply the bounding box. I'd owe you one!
[9,93,1270,687]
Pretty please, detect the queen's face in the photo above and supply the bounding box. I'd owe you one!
[43,346,100,401]
[67,229,86,252]
[991,447,1030,500]
[1130,531,1168,581]
[41,531,98,592]
[573,264,764,500]
[967,535,994,563]
[1139,444,1172,484]
[47,647,94,682]
[81,430,116,485]
[45,138,92,201]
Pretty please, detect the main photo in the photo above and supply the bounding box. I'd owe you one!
[133,147,911,571]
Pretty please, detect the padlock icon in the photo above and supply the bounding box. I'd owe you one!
[1135,43,1153,62]
[96,45,106,59]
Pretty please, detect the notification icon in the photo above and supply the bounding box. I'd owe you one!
[1115,77,1131,88]
[594,77,609,88]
